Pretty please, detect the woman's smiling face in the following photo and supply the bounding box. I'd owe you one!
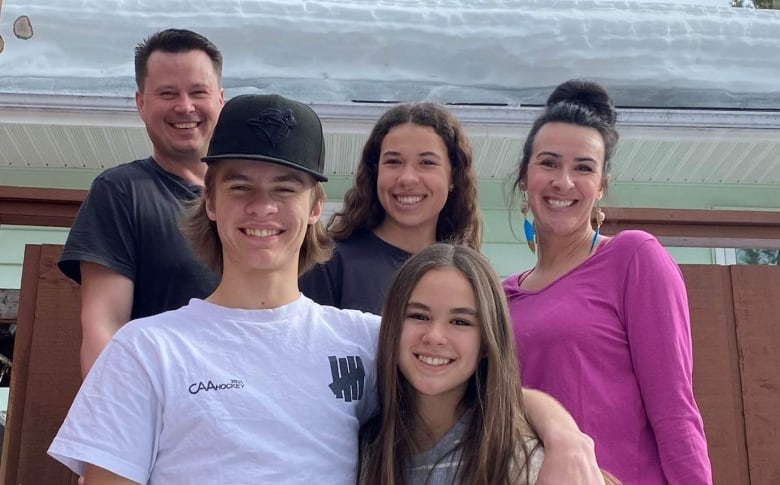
[522,121,606,239]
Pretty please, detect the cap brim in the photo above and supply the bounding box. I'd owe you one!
[201,153,328,182]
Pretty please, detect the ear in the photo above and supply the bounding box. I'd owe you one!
[204,186,217,222]
[218,88,225,107]
[597,174,610,200]
[135,91,145,120]
[309,193,323,225]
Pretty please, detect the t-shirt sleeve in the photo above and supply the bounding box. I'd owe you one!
[622,237,712,483]
[356,313,380,425]
[58,173,137,284]
[299,251,343,308]
[48,337,161,483]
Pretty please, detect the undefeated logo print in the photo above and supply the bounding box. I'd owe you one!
[328,355,365,402]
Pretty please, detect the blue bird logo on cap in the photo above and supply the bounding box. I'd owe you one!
[246,108,297,148]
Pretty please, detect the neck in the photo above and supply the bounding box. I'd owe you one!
[152,151,208,186]
[207,265,300,310]
[373,220,436,254]
[412,394,464,452]
[535,228,596,273]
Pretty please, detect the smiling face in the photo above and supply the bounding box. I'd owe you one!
[204,160,322,278]
[398,267,482,410]
[374,123,453,245]
[135,49,224,167]
[523,122,606,240]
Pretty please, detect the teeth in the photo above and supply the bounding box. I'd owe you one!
[417,355,451,366]
[244,228,280,237]
[173,122,198,129]
[397,195,424,205]
[547,199,574,207]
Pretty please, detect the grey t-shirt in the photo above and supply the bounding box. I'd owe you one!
[406,411,543,485]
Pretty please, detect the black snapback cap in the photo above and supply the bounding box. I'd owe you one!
[202,94,327,182]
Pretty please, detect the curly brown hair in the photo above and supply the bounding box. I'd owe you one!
[328,102,482,250]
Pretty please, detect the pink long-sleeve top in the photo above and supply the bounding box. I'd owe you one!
[503,230,712,484]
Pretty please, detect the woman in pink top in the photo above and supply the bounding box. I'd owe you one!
[503,79,711,484]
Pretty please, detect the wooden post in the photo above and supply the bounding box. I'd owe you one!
[0,245,80,485]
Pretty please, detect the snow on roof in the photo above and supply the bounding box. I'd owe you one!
[1,0,779,109]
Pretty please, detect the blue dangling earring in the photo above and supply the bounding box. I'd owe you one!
[590,206,605,254]
[521,191,536,254]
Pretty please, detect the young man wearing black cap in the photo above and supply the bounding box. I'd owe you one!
[49,94,380,484]
[50,94,607,485]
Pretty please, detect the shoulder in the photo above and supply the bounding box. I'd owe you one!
[336,231,408,257]
[312,302,381,339]
[113,301,197,343]
[332,232,375,254]
[605,231,682,283]
[601,230,667,261]
[85,159,158,200]
[502,273,521,290]
[316,303,381,328]
[93,158,155,184]
[302,236,360,273]
[502,272,528,299]
[610,229,657,246]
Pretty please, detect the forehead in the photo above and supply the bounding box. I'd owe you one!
[143,50,219,87]
[533,122,605,157]
[213,159,314,184]
[410,267,475,304]
[381,123,447,152]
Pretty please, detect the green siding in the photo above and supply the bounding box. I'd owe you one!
[4,169,769,289]
[2,169,778,211]
[0,226,69,288]
[0,167,102,190]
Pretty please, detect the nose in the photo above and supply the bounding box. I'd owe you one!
[173,93,195,114]
[421,321,448,346]
[397,163,419,186]
[245,191,278,216]
[551,169,574,190]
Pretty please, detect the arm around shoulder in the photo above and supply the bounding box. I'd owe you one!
[523,388,606,485]
[79,261,134,377]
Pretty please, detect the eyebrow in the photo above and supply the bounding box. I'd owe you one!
[406,301,478,316]
[220,170,251,183]
[154,81,212,91]
[381,151,442,159]
[535,151,598,163]
[271,172,307,185]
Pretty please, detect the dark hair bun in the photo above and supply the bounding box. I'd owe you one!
[546,79,616,126]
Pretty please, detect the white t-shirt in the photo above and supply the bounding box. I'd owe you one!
[48,296,380,485]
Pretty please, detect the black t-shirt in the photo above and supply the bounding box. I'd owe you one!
[59,158,218,319]
[299,230,411,314]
